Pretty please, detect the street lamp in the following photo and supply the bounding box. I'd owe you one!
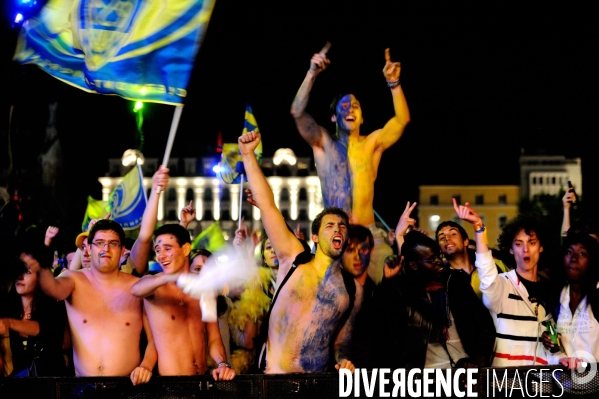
[122,149,145,167]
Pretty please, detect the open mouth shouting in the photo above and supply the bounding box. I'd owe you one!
[332,235,344,250]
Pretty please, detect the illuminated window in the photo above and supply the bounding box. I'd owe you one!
[429,214,441,231]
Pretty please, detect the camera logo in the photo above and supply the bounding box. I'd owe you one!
[570,350,597,386]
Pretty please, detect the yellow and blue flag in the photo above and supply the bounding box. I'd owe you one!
[218,104,263,184]
[13,0,216,105]
[81,196,109,231]
[109,164,147,230]
[192,222,226,252]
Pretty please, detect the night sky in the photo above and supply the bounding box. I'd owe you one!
[2,1,599,240]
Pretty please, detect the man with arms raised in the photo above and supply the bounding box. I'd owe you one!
[239,131,362,373]
[22,219,155,385]
[130,166,234,380]
[290,45,410,284]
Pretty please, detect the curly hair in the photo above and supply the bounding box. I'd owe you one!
[497,214,546,253]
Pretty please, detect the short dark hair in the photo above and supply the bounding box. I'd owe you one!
[435,221,469,244]
[497,214,545,253]
[154,224,191,247]
[88,220,126,246]
[347,224,374,249]
[401,230,441,264]
[311,207,350,236]
[190,248,212,262]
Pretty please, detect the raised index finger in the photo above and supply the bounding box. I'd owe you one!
[452,198,460,213]
[384,48,391,62]
[320,41,331,54]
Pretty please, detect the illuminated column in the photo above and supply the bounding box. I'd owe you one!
[212,186,221,220]
[269,177,282,210]
[194,187,204,220]
[308,186,317,220]
[230,184,240,221]
[289,179,299,220]
[102,186,111,202]
[177,187,186,219]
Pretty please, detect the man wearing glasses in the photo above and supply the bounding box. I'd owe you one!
[22,219,155,385]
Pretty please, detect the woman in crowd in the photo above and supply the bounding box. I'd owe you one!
[543,232,599,361]
[0,247,67,377]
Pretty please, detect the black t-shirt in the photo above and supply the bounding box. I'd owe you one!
[516,271,551,319]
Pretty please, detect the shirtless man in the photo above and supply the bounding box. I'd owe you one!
[239,131,362,373]
[130,166,234,380]
[290,45,410,284]
[22,219,155,385]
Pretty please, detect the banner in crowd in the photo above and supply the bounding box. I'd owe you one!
[218,104,263,184]
[13,0,216,105]
[192,221,225,252]
[81,196,109,232]
[109,164,147,230]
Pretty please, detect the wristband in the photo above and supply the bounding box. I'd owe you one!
[217,361,232,369]
[387,79,400,88]
[475,224,486,234]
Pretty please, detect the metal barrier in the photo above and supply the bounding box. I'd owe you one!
[1,365,598,398]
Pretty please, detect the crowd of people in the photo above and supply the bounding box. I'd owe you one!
[1,45,598,387]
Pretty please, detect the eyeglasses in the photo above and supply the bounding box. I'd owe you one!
[92,240,122,249]
[420,255,444,265]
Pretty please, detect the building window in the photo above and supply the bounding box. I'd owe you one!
[281,209,291,220]
[498,215,508,230]
[220,210,231,220]
[280,188,290,201]
[539,177,543,184]
[168,188,177,202]
[299,188,308,201]
[221,189,230,201]
[298,209,309,221]
[186,188,194,202]
[167,210,177,221]
[202,210,213,220]
[430,195,438,205]
[453,195,461,205]
[498,194,507,205]
[475,195,484,205]
[203,189,213,201]
[552,177,556,185]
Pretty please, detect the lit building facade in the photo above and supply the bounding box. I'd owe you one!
[418,185,520,248]
[101,150,323,243]
[520,155,582,199]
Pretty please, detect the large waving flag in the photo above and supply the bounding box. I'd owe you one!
[81,196,109,231]
[13,0,216,105]
[192,222,226,252]
[218,104,263,184]
[109,164,147,229]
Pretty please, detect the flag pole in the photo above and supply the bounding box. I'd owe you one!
[157,105,183,193]
[374,209,391,231]
[238,176,244,231]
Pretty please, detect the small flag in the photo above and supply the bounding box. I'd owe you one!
[109,164,147,230]
[192,222,226,252]
[218,104,263,184]
[81,196,109,231]
[13,0,216,105]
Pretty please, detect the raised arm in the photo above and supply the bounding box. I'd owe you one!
[20,253,75,301]
[179,200,196,229]
[129,166,170,275]
[453,198,504,313]
[238,132,304,268]
[0,318,40,338]
[561,187,575,238]
[375,48,410,151]
[290,43,331,149]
